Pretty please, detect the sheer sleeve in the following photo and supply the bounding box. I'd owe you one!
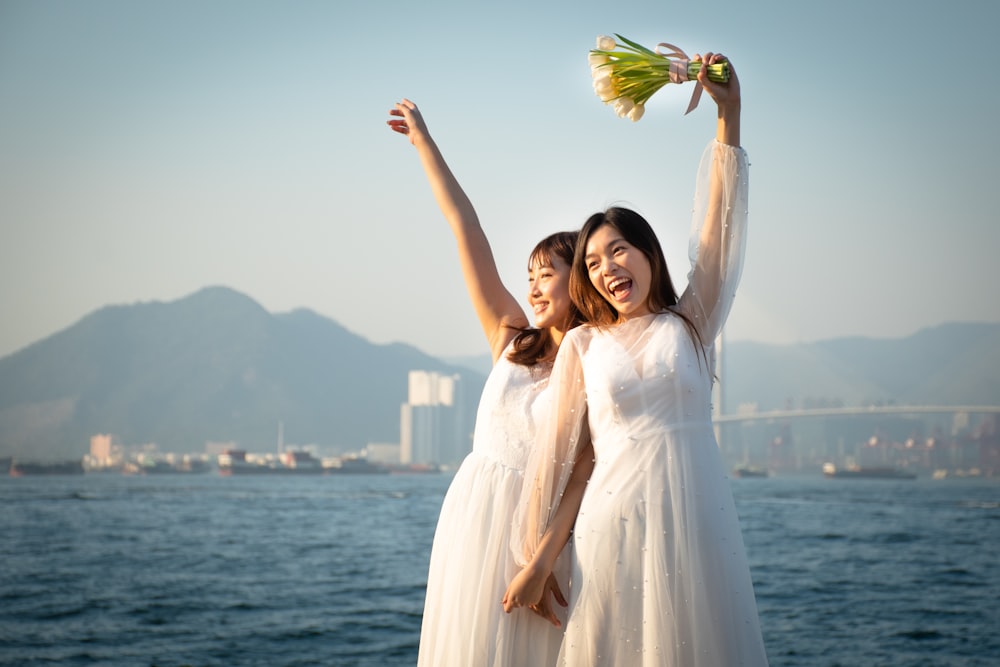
[676,139,750,346]
[510,329,589,566]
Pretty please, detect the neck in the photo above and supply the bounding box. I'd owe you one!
[548,326,565,349]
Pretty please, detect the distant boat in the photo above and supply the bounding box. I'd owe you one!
[9,459,85,476]
[732,465,769,479]
[217,449,324,475]
[822,462,917,480]
[325,455,389,475]
[123,458,212,475]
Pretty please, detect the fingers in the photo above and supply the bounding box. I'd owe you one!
[386,120,408,135]
[528,601,562,627]
[696,52,714,84]
[502,588,521,613]
[387,99,413,136]
[547,574,568,607]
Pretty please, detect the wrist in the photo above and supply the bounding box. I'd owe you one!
[530,544,559,574]
[411,131,433,150]
[717,105,741,147]
[717,101,741,121]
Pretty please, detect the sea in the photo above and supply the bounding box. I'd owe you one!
[1,473,997,667]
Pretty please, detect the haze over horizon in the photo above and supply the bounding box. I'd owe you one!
[3,0,998,361]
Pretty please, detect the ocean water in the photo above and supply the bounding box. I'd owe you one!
[0,473,997,667]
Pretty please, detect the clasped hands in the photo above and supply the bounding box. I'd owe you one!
[502,562,566,627]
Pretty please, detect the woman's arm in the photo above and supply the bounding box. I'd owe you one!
[502,439,594,623]
[701,52,740,148]
[388,99,528,362]
[678,56,749,344]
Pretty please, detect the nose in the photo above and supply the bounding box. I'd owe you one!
[529,278,541,296]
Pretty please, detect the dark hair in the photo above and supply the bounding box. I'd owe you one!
[507,231,584,367]
[569,207,705,348]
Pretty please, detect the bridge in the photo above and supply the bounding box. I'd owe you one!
[713,405,1000,425]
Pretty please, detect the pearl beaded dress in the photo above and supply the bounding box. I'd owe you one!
[517,139,768,666]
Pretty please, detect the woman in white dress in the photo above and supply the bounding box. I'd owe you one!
[388,98,582,666]
[503,54,769,665]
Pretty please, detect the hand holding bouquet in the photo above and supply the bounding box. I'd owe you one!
[589,34,730,121]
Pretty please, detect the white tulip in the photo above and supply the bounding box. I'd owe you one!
[628,103,645,122]
[592,73,615,99]
[596,35,616,51]
[613,97,634,118]
[589,52,609,68]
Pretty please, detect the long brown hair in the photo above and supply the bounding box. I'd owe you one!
[507,231,584,367]
[569,207,705,349]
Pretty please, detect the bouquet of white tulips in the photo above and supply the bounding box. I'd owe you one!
[589,34,730,121]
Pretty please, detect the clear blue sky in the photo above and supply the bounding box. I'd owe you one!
[2,0,998,360]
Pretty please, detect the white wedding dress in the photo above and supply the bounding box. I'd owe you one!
[517,140,768,666]
[417,346,565,667]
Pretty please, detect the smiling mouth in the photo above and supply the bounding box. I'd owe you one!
[608,277,632,299]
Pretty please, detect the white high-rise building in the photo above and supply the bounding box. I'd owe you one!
[408,371,457,407]
[400,370,468,465]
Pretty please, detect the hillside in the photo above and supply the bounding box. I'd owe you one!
[2,288,998,463]
[451,323,1000,412]
[723,322,1000,411]
[0,287,484,461]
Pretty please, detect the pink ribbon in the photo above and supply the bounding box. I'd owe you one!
[656,42,703,115]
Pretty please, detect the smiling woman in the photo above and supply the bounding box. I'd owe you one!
[387,98,584,666]
[504,53,770,666]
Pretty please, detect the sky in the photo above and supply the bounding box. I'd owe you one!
[2,0,999,361]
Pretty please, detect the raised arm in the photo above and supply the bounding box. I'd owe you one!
[388,99,527,362]
[677,54,749,345]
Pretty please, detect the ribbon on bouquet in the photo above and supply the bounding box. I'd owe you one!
[656,42,704,115]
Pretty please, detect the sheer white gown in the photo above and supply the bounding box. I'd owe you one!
[417,346,565,667]
[516,140,768,666]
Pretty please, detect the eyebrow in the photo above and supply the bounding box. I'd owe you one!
[586,235,627,260]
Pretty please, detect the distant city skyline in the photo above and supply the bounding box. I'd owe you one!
[2,0,999,361]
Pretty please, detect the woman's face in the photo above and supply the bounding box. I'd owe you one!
[528,254,573,331]
[584,223,652,319]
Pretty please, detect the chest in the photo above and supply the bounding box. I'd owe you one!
[580,318,712,418]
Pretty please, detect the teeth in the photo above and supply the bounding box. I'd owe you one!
[608,277,630,293]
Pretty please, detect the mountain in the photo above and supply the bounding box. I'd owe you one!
[1,288,998,463]
[0,287,485,461]
[723,322,1000,411]
[446,322,1000,412]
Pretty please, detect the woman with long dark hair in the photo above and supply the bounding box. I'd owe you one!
[503,53,769,665]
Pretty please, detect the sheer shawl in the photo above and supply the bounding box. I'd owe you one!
[509,328,589,566]
[677,139,750,346]
[510,138,750,565]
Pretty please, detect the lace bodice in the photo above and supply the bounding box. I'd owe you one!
[471,350,552,470]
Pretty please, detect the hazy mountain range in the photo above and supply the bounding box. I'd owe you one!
[0,287,486,461]
[1,286,998,462]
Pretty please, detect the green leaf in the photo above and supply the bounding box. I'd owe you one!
[614,33,661,59]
